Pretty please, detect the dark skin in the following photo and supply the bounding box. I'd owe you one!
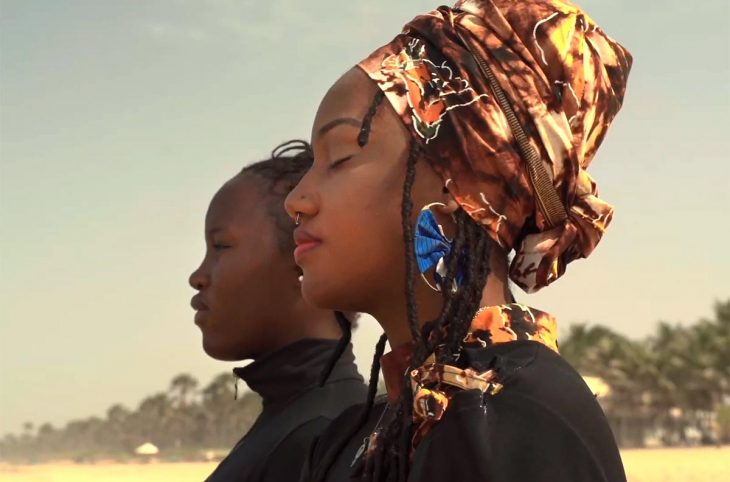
[189,173,341,361]
[285,68,510,348]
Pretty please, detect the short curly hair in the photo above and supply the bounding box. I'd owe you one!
[239,140,313,253]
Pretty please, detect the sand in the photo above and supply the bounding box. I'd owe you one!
[1,447,728,481]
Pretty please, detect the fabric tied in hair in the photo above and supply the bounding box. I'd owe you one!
[358,0,632,292]
[410,361,502,447]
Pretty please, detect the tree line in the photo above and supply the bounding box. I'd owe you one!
[1,373,262,463]
[1,300,728,462]
[559,299,729,447]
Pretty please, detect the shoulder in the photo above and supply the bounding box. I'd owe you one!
[228,381,366,482]
[306,399,372,464]
[262,382,368,480]
[259,417,332,482]
[302,398,388,482]
[269,416,333,458]
[411,341,626,482]
[461,340,603,415]
[313,378,369,419]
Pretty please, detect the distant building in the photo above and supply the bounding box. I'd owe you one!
[134,442,159,456]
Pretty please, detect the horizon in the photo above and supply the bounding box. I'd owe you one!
[3,300,727,439]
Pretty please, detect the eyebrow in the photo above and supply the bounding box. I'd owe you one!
[206,227,226,236]
[317,117,361,139]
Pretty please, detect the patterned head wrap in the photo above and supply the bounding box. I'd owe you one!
[358,0,632,292]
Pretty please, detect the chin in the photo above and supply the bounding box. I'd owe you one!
[202,337,250,362]
[301,273,362,313]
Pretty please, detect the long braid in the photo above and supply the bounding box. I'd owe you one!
[426,211,467,358]
[446,222,481,352]
[376,139,424,482]
[401,140,424,355]
[366,152,499,481]
[338,89,506,481]
[445,220,491,359]
[314,333,388,482]
[397,394,412,482]
[360,139,425,482]
[358,91,385,147]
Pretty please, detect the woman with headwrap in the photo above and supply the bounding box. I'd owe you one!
[286,0,632,480]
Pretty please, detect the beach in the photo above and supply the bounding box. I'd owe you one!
[1,446,728,482]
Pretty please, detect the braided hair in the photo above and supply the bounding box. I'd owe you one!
[315,91,503,481]
[241,139,314,253]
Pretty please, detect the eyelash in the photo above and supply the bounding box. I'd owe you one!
[213,243,230,251]
[329,155,353,170]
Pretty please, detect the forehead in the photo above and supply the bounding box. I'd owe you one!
[205,175,270,229]
[311,68,379,142]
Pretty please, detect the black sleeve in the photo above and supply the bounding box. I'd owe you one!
[261,417,332,482]
[409,390,611,481]
[408,342,626,482]
[298,431,320,482]
[297,402,378,482]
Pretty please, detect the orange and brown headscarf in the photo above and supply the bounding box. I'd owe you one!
[358,0,632,292]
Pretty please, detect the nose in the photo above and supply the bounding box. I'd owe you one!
[285,170,318,223]
[188,263,209,290]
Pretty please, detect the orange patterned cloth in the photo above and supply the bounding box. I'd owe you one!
[409,303,558,446]
[467,303,558,352]
[358,0,632,292]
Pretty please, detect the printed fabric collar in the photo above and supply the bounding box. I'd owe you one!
[409,303,558,446]
[380,303,558,406]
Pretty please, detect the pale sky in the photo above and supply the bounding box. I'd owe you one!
[1,0,728,435]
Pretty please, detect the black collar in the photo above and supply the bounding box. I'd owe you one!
[233,338,361,407]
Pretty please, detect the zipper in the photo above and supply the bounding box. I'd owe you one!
[454,26,567,228]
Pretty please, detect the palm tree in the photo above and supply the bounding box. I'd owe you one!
[560,322,664,446]
[169,373,199,408]
[105,404,132,452]
[132,393,174,448]
[36,423,56,457]
[200,373,263,448]
[201,373,237,447]
[166,374,200,449]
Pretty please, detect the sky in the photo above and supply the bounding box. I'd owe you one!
[1,0,728,435]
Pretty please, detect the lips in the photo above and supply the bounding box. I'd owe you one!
[191,294,208,312]
[293,228,322,263]
[191,294,210,326]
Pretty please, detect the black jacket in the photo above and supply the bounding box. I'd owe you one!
[303,341,626,482]
[205,338,367,482]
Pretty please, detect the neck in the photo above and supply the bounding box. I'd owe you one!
[372,273,509,348]
[371,277,443,348]
[294,304,343,340]
[256,303,341,359]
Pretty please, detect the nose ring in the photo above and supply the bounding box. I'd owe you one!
[295,212,302,226]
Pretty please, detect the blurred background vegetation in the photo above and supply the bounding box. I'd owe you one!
[2,299,728,463]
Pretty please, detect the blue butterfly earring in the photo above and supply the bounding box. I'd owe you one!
[414,202,465,292]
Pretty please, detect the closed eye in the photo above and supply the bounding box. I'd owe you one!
[329,155,353,170]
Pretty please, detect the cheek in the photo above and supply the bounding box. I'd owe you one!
[207,252,256,319]
[202,252,272,351]
[302,167,407,309]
